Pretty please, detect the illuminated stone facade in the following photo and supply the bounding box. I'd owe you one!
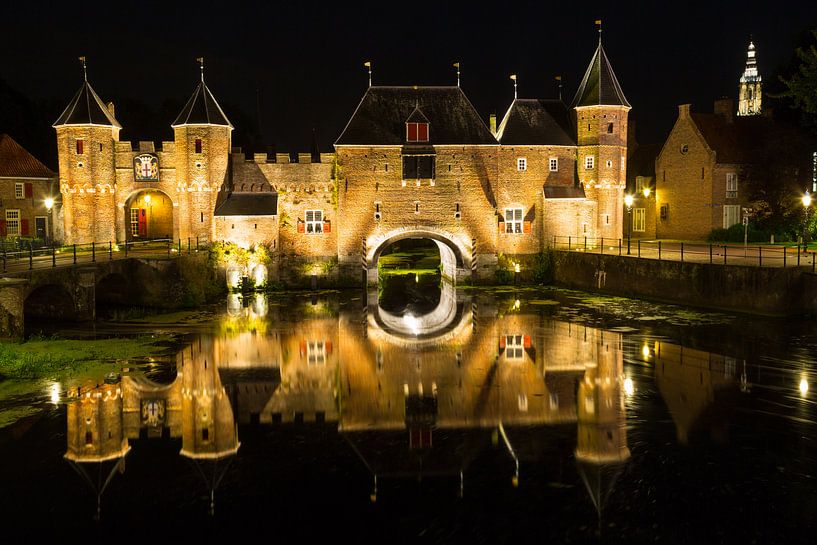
[56,39,630,284]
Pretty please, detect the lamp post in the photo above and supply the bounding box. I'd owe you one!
[802,191,812,254]
[44,197,54,245]
[624,193,634,255]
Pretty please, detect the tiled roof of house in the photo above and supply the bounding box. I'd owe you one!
[53,81,121,128]
[0,134,55,178]
[572,41,630,109]
[336,86,496,145]
[690,113,772,164]
[496,99,575,145]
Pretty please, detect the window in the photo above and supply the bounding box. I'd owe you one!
[660,204,669,220]
[723,205,741,228]
[414,201,420,214]
[607,122,614,133]
[454,203,461,219]
[504,208,523,234]
[606,160,613,168]
[549,157,558,172]
[603,213,610,225]
[680,144,689,154]
[305,210,323,233]
[518,394,528,412]
[635,176,647,194]
[585,156,595,170]
[549,393,559,410]
[76,139,84,154]
[130,208,140,236]
[505,335,524,360]
[374,202,382,221]
[633,208,646,232]
[194,139,202,153]
[726,173,738,198]
[307,341,326,365]
[517,157,527,171]
[402,155,435,179]
[14,183,24,199]
[6,210,20,236]
[406,122,429,142]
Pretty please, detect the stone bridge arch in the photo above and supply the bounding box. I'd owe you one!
[366,227,472,286]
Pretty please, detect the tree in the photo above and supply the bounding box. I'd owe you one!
[778,29,817,133]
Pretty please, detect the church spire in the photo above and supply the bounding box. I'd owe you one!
[738,39,762,116]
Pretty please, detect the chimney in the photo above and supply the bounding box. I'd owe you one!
[489,113,497,135]
[713,97,734,123]
[678,104,691,118]
[107,101,115,118]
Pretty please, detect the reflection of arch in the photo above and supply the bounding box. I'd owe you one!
[25,284,76,322]
[368,228,469,285]
[124,189,174,241]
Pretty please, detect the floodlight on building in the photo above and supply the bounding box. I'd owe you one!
[144,194,151,204]
[45,197,54,211]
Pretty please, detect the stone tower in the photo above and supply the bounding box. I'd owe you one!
[53,70,121,245]
[738,40,762,116]
[172,62,233,242]
[572,36,631,241]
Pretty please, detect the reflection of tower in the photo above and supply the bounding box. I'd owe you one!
[64,381,129,520]
[738,40,762,117]
[53,63,121,245]
[574,331,629,515]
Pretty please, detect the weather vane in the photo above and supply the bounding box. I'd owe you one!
[364,61,372,87]
[197,57,205,81]
[510,74,517,99]
[453,62,460,87]
[78,56,87,82]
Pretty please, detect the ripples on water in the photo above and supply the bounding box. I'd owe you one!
[0,282,815,544]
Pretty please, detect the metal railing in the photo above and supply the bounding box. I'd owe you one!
[551,236,817,272]
[0,236,210,275]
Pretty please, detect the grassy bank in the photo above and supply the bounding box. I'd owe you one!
[0,334,175,380]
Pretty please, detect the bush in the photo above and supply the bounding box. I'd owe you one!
[532,250,555,284]
[707,223,790,243]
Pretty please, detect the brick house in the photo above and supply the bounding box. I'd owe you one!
[0,134,58,240]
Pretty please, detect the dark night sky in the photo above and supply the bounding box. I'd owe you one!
[2,1,816,166]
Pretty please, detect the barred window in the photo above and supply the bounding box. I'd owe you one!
[305,210,323,233]
[585,156,595,169]
[517,157,527,171]
[504,208,523,234]
[15,183,24,199]
[549,157,558,172]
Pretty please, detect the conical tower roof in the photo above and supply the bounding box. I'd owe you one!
[172,80,233,128]
[53,80,121,128]
[571,41,630,109]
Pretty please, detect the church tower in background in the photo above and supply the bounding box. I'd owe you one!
[738,40,762,116]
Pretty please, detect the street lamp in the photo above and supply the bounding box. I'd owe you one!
[624,193,634,255]
[802,191,812,252]
[642,187,651,199]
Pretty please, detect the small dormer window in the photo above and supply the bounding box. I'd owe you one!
[406,122,429,142]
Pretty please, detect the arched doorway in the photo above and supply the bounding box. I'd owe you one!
[124,189,174,241]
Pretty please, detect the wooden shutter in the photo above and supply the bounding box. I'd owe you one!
[498,220,504,233]
[523,335,532,349]
[297,221,305,233]
[21,219,29,236]
[523,221,531,234]
[0,220,6,237]
[403,156,418,179]
[24,183,33,198]
[407,123,418,141]
[325,340,333,354]
[323,220,331,233]
[299,340,307,357]
[499,336,507,348]
[418,123,429,141]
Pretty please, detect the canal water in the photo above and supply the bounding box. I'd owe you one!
[1,279,816,544]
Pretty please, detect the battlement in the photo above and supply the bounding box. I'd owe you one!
[229,148,335,165]
[115,141,176,153]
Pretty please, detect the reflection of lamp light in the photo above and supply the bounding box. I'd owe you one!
[623,376,635,396]
[402,313,421,336]
[800,377,809,396]
[641,343,651,360]
[514,263,521,273]
[49,382,60,405]
[624,194,634,255]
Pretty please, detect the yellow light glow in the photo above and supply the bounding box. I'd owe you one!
[803,192,812,208]
[641,344,650,360]
[415,273,419,283]
[144,194,151,204]
[624,194,634,208]
[514,263,521,273]
[513,299,521,310]
[49,383,60,405]
[800,377,809,395]
[623,377,635,396]
[44,197,55,210]
[643,187,651,198]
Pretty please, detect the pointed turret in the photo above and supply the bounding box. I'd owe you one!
[738,39,762,116]
[53,81,121,128]
[172,73,233,128]
[571,40,630,109]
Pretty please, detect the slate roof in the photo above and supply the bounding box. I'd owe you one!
[572,42,631,108]
[689,113,775,164]
[544,185,586,199]
[336,86,496,145]
[626,143,660,188]
[172,80,233,128]
[213,193,277,216]
[0,134,55,178]
[496,99,575,145]
[53,81,121,128]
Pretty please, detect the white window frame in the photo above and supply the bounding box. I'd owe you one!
[130,208,140,236]
[305,209,323,234]
[633,208,646,232]
[517,157,527,172]
[14,183,24,199]
[505,335,524,360]
[585,156,595,170]
[307,340,326,365]
[6,209,20,236]
[726,173,738,198]
[549,157,558,172]
[635,176,646,194]
[504,207,523,234]
[723,204,741,228]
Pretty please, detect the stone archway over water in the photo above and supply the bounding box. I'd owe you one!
[367,227,471,286]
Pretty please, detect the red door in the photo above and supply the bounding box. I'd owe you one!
[138,209,147,237]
